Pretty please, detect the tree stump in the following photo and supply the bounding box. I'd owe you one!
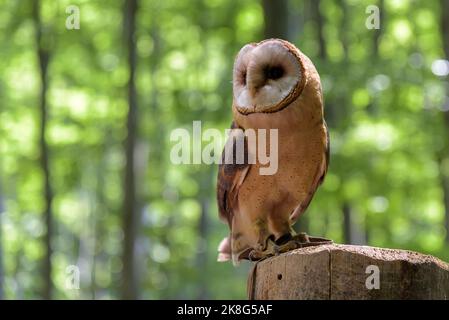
[247,244,449,300]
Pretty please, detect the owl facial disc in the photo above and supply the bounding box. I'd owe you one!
[233,39,305,114]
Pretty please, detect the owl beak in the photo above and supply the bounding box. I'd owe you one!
[246,62,267,98]
[247,76,266,98]
[248,85,259,98]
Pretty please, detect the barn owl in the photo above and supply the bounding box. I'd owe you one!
[217,39,330,264]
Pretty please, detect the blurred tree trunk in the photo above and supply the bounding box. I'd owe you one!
[13,247,24,299]
[196,197,209,299]
[90,135,111,299]
[439,0,449,245]
[310,0,326,60]
[121,0,139,300]
[262,0,288,39]
[440,163,449,245]
[0,76,3,299]
[309,0,330,236]
[342,203,352,244]
[363,0,384,245]
[339,1,351,244]
[196,169,213,299]
[194,1,211,298]
[310,0,337,129]
[338,0,365,245]
[0,181,4,299]
[32,0,53,300]
[287,1,304,42]
[372,0,384,58]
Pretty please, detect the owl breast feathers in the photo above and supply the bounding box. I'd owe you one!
[217,39,329,264]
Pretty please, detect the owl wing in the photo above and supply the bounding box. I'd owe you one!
[290,121,330,221]
[320,120,330,185]
[217,121,251,228]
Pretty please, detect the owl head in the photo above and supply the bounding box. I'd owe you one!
[232,39,307,115]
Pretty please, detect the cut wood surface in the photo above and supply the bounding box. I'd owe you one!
[248,244,449,300]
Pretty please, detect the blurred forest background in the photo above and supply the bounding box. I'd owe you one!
[0,0,449,299]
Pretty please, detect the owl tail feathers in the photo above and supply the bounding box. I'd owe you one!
[218,235,252,266]
[217,236,232,262]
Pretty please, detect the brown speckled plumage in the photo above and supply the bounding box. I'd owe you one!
[217,39,329,264]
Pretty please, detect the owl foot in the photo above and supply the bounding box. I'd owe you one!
[248,233,333,261]
[280,232,333,250]
[248,237,279,261]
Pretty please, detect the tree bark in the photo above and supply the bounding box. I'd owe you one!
[248,244,449,299]
[121,0,139,300]
[32,0,53,300]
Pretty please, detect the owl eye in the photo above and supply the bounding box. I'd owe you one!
[264,65,284,80]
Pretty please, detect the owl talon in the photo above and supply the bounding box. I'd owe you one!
[248,234,332,261]
[249,238,280,261]
[291,232,310,242]
[270,233,333,255]
[248,249,270,261]
[291,232,333,247]
[248,250,259,262]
